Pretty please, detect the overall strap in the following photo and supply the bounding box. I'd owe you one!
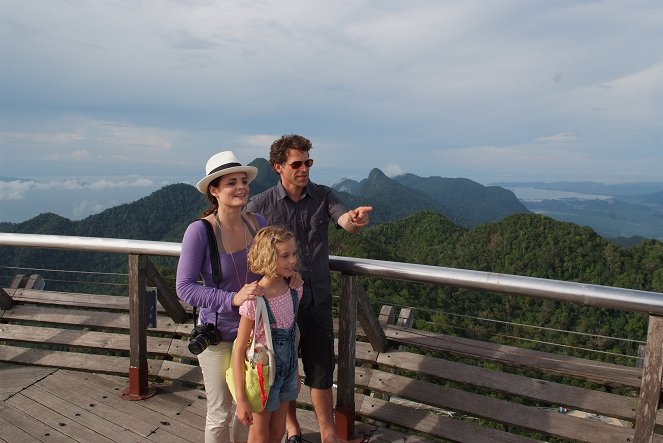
[263,296,277,326]
[290,288,299,316]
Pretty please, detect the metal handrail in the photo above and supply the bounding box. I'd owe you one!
[330,256,663,315]
[3,231,663,440]
[3,232,663,315]
[0,233,181,257]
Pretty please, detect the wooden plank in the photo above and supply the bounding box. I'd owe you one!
[154,359,203,385]
[21,385,150,443]
[9,275,24,289]
[1,303,181,333]
[362,368,635,443]
[7,393,117,443]
[0,344,132,372]
[48,370,203,441]
[145,428,195,443]
[0,410,45,443]
[0,323,173,355]
[359,395,541,443]
[11,288,129,310]
[375,350,637,421]
[61,370,207,431]
[0,361,56,401]
[1,345,201,385]
[0,403,72,442]
[12,288,191,314]
[384,326,643,388]
[33,371,158,437]
[354,422,432,443]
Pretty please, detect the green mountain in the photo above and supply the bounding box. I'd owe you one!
[329,210,663,361]
[394,173,529,226]
[3,183,663,363]
[248,157,279,195]
[334,170,528,227]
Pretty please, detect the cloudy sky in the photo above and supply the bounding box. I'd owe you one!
[1,1,663,221]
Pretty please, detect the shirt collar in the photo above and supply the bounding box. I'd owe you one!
[276,180,309,201]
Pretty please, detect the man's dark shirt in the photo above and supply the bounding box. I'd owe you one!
[246,181,347,306]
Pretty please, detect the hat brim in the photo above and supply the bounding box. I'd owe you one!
[196,165,258,194]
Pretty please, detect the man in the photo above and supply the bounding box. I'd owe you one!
[246,134,372,443]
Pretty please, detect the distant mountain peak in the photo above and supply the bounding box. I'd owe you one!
[368,168,387,178]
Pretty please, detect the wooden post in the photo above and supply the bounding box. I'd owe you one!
[397,307,414,328]
[633,315,663,442]
[145,259,188,323]
[25,274,45,290]
[9,274,25,289]
[378,305,396,326]
[122,254,156,400]
[0,287,13,310]
[355,284,389,353]
[336,274,357,440]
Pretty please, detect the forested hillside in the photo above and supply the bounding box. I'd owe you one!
[3,183,663,365]
[329,211,663,363]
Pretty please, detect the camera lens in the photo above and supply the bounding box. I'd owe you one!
[188,334,209,355]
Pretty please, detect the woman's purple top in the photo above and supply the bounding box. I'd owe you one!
[175,213,266,342]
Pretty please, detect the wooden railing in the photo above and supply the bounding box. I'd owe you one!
[3,232,663,442]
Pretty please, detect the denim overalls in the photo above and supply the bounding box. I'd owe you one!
[263,288,299,412]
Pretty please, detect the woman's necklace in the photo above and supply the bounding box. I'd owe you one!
[214,211,249,287]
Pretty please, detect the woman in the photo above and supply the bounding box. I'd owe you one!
[176,151,299,443]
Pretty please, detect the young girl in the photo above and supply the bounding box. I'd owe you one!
[232,226,303,443]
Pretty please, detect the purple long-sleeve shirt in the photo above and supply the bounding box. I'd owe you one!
[176,214,265,341]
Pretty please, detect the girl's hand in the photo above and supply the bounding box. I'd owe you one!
[236,400,253,426]
[288,272,303,289]
[233,281,264,307]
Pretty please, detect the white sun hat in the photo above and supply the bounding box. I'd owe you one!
[196,151,258,194]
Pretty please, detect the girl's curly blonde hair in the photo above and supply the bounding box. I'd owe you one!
[248,226,297,278]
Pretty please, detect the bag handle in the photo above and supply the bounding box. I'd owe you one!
[247,297,275,386]
[247,297,273,359]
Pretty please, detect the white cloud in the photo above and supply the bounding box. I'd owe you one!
[2,1,663,185]
[47,150,92,161]
[534,133,578,144]
[0,177,157,201]
[0,181,35,201]
[384,163,404,177]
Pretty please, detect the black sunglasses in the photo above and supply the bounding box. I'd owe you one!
[284,159,314,169]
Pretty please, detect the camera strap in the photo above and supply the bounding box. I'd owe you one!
[202,218,223,289]
[192,219,222,328]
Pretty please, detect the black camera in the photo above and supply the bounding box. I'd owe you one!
[188,323,222,355]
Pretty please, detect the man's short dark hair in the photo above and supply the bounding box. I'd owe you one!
[269,134,313,168]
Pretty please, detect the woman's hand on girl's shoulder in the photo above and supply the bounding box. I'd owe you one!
[233,281,264,307]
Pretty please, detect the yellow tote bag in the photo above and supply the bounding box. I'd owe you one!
[226,297,275,413]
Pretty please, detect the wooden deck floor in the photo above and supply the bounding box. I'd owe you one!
[0,362,427,443]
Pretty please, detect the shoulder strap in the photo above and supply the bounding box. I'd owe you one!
[200,219,222,289]
[242,212,261,237]
[263,296,277,326]
[290,288,299,316]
